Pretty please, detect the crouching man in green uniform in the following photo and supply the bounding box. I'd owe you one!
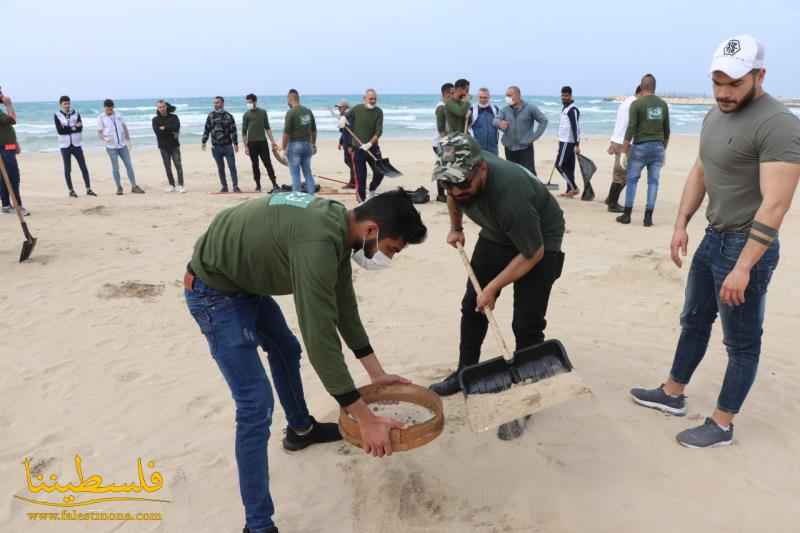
[184,189,427,533]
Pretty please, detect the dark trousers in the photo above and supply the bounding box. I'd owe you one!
[211,144,238,190]
[60,145,91,191]
[556,141,578,191]
[159,147,184,187]
[669,228,779,414]
[0,146,22,208]
[351,144,385,202]
[504,145,537,176]
[432,146,445,197]
[248,141,276,187]
[458,237,565,369]
[344,148,355,185]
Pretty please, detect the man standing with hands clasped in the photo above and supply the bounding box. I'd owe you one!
[243,94,280,193]
[202,96,240,193]
[630,35,800,448]
[494,86,548,175]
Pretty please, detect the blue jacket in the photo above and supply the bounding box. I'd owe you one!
[470,104,500,155]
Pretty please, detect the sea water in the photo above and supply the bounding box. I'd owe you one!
[10,94,717,153]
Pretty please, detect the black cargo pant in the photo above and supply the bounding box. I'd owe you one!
[248,140,277,188]
[458,237,565,369]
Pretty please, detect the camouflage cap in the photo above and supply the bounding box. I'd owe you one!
[432,133,483,184]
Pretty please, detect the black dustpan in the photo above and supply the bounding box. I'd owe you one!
[459,340,573,395]
[578,153,597,201]
[373,157,402,178]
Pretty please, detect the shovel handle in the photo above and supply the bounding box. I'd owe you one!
[329,107,379,162]
[456,242,514,360]
[0,156,28,229]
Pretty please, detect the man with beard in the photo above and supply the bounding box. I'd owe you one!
[428,133,565,440]
[185,189,427,533]
[630,35,800,448]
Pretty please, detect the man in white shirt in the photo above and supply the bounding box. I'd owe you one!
[97,99,144,195]
[605,86,641,212]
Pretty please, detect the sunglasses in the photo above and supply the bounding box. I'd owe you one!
[441,179,472,190]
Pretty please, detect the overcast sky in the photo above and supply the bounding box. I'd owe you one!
[3,0,799,102]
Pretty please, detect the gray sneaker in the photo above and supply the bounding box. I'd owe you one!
[1,206,11,214]
[630,384,687,416]
[676,418,733,448]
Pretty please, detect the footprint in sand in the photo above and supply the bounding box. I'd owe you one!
[81,205,110,216]
[97,281,165,300]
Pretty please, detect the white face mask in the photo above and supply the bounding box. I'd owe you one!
[248,102,256,110]
[504,96,513,105]
[352,231,392,271]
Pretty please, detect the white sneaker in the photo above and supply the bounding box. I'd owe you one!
[165,186,176,193]
[177,186,186,193]
[367,190,377,199]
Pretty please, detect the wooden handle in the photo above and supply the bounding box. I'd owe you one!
[456,242,513,359]
[330,107,378,162]
[0,156,27,228]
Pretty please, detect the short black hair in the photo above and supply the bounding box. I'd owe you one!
[214,95,225,103]
[288,89,299,98]
[441,82,454,95]
[635,85,642,95]
[454,79,469,90]
[354,188,427,245]
[245,93,257,102]
[103,98,114,108]
[561,86,572,95]
[59,95,71,104]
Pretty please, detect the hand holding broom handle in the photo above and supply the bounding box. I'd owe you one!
[455,242,513,359]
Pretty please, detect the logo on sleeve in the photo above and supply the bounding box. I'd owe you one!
[723,40,741,56]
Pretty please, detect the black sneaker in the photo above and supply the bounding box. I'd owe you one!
[233,186,242,193]
[69,190,78,198]
[630,384,687,416]
[429,371,461,397]
[243,526,279,533]
[436,193,447,203]
[219,187,229,193]
[116,186,124,195]
[282,416,342,452]
[87,189,97,197]
[255,185,262,192]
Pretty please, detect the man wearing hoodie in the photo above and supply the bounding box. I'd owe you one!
[494,86,548,175]
[97,99,144,195]
[202,96,240,193]
[153,100,184,193]
[470,88,500,155]
[243,94,280,193]
[55,95,95,198]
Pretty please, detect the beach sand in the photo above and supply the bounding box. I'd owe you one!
[1,135,799,532]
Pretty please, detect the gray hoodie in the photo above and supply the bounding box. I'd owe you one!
[493,101,548,151]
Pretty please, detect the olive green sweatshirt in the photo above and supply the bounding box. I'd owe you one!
[346,104,383,146]
[445,99,470,134]
[0,111,18,146]
[190,193,371,406]
[242,107,271,143]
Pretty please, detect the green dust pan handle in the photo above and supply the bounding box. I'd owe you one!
[456,242,513,360]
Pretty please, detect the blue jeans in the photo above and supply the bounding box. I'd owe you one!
[105,146,137,187]
[211,144,238,189]
[669,228,780,414]
[185,277,312,531]
[625,141,664,210]
[0,146,22,208]
[287,140,315,193]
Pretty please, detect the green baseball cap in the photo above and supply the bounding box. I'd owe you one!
[432,133,483,184]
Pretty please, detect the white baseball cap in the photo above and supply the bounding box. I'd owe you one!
[710,35,765,79]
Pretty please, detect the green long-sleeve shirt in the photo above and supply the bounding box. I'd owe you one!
[625,94,670,145]
[346,104,383,146]
[435,103,447,136]
[0,110,18,146]
[190,193,371,406]
[445,99,470,134]
[242,107,271,143]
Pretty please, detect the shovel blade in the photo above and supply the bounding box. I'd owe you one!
[460,340,588,432]
[20,237,37,262]
[376,158,402,178]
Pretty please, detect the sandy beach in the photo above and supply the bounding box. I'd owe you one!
[2,135,799,532]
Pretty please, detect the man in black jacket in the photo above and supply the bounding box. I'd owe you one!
[153,100,184,192]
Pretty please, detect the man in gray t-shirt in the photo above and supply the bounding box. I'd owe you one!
[630,35,800,448]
